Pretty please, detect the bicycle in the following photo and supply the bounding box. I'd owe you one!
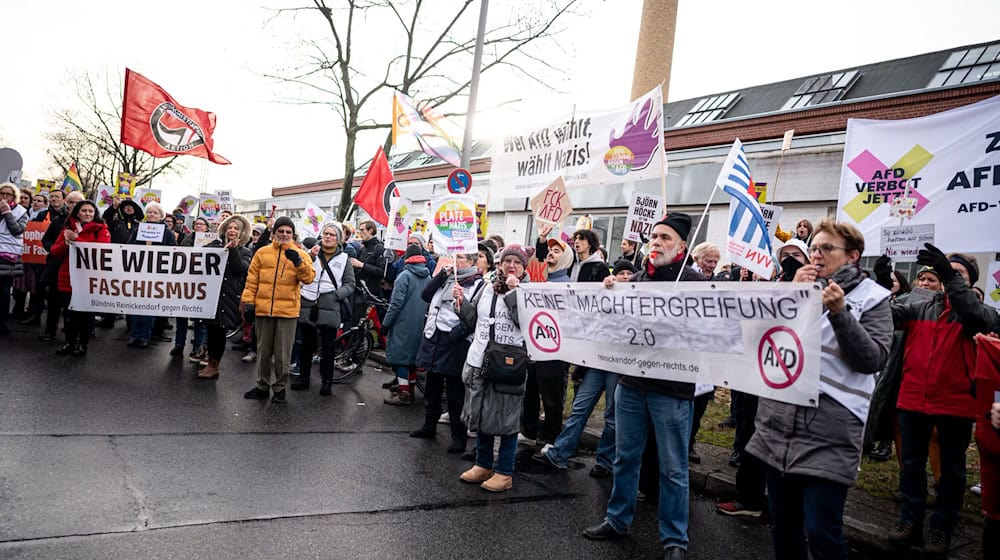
[329,280,388,383]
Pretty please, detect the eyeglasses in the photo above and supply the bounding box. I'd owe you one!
[808,244,846,256]
[0,191,15,198]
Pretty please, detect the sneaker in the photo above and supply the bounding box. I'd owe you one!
[971,483,982,495]
[312,355,321,364]
[289,363,300,375]
[169,345,184,356]
[888,520,922,547]
[189,348,207,363]
[517,433,536,447]
[925,528,951,555]
[438,412,450,424]
[242,351,257,363]
[243,387,269,400]
[869,441,893,462]
[728,450,742,467]
[531,446,566,470]
[381,378,398,389]
[271,389,286,403]
[716,500,762,518]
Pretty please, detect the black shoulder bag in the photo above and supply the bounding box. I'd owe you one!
[481,292,529,390]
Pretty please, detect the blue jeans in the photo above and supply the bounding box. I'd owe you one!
[764,466,849,560]
[130,315,154,342]
[605,384,693,549]
[898,410,973,533]
[476,433,517,476]
[174,318,207,350]
[544,368,618,468]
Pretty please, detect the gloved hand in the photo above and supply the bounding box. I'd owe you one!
[873,255,894,290]
[284,248,302,266]
[243,304,256,324]
[916,243,954,280]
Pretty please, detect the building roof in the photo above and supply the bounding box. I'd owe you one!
[665,39,1000,128]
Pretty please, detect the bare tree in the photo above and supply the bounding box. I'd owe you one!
[46,72,185,198]
[268,0,578,220]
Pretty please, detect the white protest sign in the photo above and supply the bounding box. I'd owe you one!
[759,203,783,241]
[136,223,166,243]
[529,177,572,225]
[68,242,230,319]
[428,194,478,254]
[623,192,664,242]
[385,196,412,251]
[217,190,234,212]
[300,201,326,238]
[490,86,664,199]
[986,261,1000,311]
[194,232,218,247]
[199,194,221,222]
[134,188,162,207]
[95,185,114,211]
[837,95,1000,255]
[880,224,934,262]
[516,281,823,407]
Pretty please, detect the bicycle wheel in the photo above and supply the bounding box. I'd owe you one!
[330,328,372,382]
[226,326,243,340]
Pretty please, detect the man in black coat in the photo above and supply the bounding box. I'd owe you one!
[582,213,705,560]
[103,198,145,244]
[350,219,387,298]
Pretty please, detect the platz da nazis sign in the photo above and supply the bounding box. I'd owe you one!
[516,282,824,407]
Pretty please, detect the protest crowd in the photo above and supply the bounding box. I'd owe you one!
[3,174,1000,560]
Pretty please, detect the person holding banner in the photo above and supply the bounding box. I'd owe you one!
[125,202,176,348]
[292,222,355,395]
[195,214,253,380]
[241,216,315,404]
[172,217,213,361]
[0,182,29,336]
[456,245,531,493]
[47,200,110,356]
[887,247,999,555]
[582,213,704,560]
[745,219,892,560]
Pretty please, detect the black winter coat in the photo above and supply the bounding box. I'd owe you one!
[356,236,387,294]
[39,208,69,284]
[207,241,251,330]
[103,201,145,244]
[414,271,482,376]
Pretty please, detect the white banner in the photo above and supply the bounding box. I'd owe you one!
[623,191,664,242]
[516,281,823,407]
[428,194,478,254]
[69,242,229,319]
[837,94,1000,255]
[385,196,413,251]
[987,261,1000,311]
[489,86,664,199]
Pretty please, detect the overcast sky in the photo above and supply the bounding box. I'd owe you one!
[1,0,997,210]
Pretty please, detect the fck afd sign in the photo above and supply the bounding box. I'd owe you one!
[530,177,573,225]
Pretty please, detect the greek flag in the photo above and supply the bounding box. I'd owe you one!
[719,139,775,278]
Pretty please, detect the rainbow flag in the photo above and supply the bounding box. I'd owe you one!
[62,163,83,192]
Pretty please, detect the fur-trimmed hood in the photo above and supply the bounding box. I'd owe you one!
[218,214,252,246]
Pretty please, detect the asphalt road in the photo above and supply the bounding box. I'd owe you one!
[0,323,877,559]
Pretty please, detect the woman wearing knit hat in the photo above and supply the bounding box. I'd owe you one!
[382,243,432,405]
[241,216,316,403]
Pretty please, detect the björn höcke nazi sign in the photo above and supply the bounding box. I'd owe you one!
[516,282,823,407]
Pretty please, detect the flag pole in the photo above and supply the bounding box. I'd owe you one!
[460,0,489,169]
[674,182,719,288]
[657,79,667,203]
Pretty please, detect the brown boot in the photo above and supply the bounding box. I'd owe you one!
[459,465,493,483]
[383,386,412,406]
[480,473,513,492]
[197,358,220,379]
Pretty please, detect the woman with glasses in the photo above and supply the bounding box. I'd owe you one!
[746,219,893,560]
[0,183,29,336]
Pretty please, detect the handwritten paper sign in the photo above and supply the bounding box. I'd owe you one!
[136,223,166,243]
[217,190,234,212]
[530,177,572,225]
[623,192,664,242]
[880,223,935,262]
[194,232,218,247]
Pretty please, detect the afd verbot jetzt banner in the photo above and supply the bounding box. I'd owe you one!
[69,242,229,319]
[516,281,824,407]
[490,86,664,200]
[837,94,1000,255]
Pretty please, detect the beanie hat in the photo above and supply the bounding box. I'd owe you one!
[407,231,427,248]
[252,223,266,233]
[948,254,979,285]
[404,244,423,260]
[915,265,940,280]
[478,241,495,268]
[273,216,295,235]
[654,212,693,242]
[497,244,529,267]
[613,259,638,276]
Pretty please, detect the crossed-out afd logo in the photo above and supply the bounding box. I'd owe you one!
[757,326,804,390]
[528,312,560,353]
[149,103,207,153]
[842,145,934,222]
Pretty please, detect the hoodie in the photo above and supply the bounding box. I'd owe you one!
[547,245,575,282]
[104,200,145,244]
[569,251,609,283]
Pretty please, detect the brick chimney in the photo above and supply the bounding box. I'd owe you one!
[631,0,678,101]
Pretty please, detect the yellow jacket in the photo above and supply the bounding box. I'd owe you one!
[241,241,316,318]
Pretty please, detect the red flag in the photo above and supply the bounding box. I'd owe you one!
[120,68,231,165]
[354,146,399,225]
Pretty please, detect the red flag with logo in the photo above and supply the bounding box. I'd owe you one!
[120,68,231,165]
[354,146,399,226]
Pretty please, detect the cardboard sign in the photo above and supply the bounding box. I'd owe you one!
[136,223,166,243]
[116,173,136,199]
[759,203,783,240]
[217,190,234,212]
[428,194,478,254]
[21,221,48,265]
[623,192,663,242]
[194,232,218,247]
[530,177,572,225]
[385,197,412,251]
[199,194,221,222]
[880,224,935,262]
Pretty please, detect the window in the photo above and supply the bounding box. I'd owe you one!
[780,70,859,110]
[674,92,741,127]
[927,42,1000,88]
